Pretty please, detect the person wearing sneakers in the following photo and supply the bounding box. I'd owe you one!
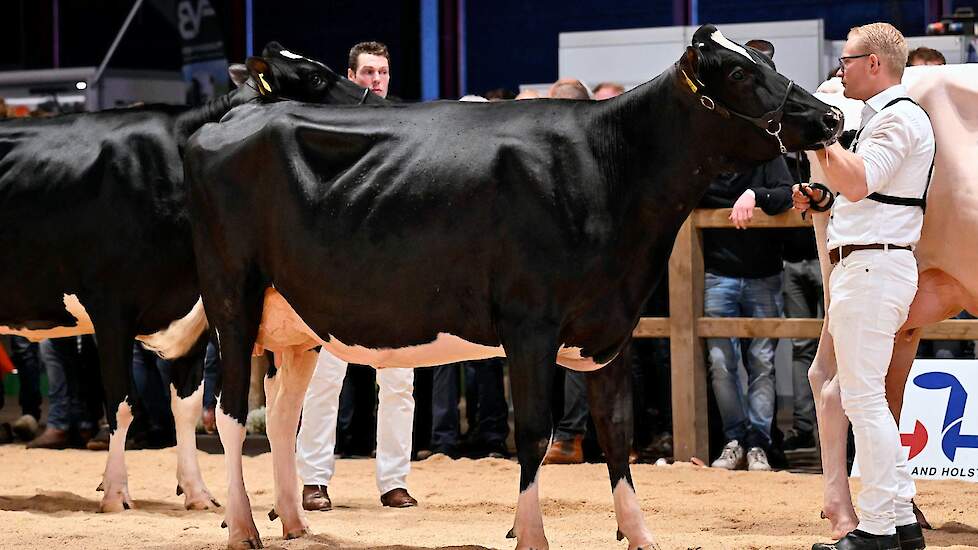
[797,22,932,550]
[698,42,794,470]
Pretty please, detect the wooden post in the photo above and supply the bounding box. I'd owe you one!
[668,217,709,462]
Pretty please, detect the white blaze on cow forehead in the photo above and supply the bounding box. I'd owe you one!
[279,49,304,60]
[279,49,328,69]
[710,30,756,63]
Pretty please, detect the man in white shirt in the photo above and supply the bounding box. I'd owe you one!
[295,41,418,512]
[794,23,933,550]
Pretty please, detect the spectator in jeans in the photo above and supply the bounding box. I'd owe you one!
[28,336,103,449]
[700,157,794,471]
[427,358,509,459]
[543,78,592,465]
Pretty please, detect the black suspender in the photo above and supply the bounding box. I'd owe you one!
[851,97,936,212]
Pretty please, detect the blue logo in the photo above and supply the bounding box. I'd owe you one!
[914,372,978,460]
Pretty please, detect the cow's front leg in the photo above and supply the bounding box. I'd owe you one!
[503,324,558,550]
[586,346,659,550]
[264,347,317,540]
[808,318,858,538]
[171,380,220,510]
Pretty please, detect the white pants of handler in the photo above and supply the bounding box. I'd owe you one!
[827,249,918,535]
[296,349,415,495]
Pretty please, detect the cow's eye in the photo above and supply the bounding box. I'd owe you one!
[730,68,746,81]
[310,75,323,86]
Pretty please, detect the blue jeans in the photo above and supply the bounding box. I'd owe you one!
[554,369,588,441]
[203,341,221,409]
[431,358,510,452]
[704,273,783,449]
[9,336,42,420]
[41,336,101,432]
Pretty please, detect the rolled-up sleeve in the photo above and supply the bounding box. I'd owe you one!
[859,112,912,195]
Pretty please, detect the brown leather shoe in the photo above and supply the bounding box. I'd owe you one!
[302,484,332,511]
[26,427,69,450]
[380,488,418,508]
[202,406,217,434]
[543,435,584,464]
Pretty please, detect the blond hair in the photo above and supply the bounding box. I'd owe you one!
[848,23,908,79]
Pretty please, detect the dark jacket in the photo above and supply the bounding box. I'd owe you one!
[699,156,794,278]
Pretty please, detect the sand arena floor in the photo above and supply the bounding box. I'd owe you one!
[0,446,976,549]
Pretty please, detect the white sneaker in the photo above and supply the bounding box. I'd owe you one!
[747,447,771,471]
[711,440,746,470]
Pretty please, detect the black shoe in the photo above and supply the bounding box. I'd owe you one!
[897,523,925,550]
[812,530,901,550]
[783,429,817,452]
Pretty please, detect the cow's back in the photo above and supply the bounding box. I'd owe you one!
[187,99,619,350]
[0,108,197,332]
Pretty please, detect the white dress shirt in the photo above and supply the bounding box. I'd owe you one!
[826,84,936,249]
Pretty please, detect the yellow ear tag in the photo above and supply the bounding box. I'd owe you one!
[257,72,273,95]
[682,69,698,94]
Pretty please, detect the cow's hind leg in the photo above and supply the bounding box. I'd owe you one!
[808,317,858,538]
[264,347,317,540]
[206,277,266,549]
[91,316,137,513]
[169,336,221,510]
[586,346,659,550]
[503,324,558,550]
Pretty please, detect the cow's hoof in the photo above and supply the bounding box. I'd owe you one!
[185,491,221,510]
[284,526,311,540]
[98,490,134,513]
[227,537,263,550]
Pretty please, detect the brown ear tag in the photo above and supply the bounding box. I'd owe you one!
[257,72,273,95]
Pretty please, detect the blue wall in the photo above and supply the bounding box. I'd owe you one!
[465,1,674,96]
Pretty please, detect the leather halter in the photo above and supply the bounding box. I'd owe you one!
[676,54,794,154]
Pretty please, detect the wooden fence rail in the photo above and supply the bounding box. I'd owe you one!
[633,208,978,462]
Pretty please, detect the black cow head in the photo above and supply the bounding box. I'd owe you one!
[231,41,386,106]
[679,25,843,162]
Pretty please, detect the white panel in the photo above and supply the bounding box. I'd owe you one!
[553,20,826,95]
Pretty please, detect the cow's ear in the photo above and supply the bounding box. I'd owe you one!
[262,41,284,57]
[246,56,276,96]
[684,46,699,71]
[228,64,250,89]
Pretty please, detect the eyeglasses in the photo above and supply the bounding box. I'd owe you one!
[838,53,872,71]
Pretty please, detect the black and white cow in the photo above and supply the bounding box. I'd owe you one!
[186,25,843,549]
[0,42,382,513]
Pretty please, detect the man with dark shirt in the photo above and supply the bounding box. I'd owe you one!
[700,157,794,471]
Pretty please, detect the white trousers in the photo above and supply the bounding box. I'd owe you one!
[827,249,918,535]
[295,349,415,495]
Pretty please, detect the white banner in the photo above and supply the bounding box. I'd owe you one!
[852,359,978,482]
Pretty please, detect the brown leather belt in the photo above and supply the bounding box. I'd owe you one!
[829,243,912,264]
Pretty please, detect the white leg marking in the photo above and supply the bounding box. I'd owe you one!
[99,400,134,513]
[613,480,659,550]
[513,476,549,550]
[170,381,219,510]
[216,399,261,549]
